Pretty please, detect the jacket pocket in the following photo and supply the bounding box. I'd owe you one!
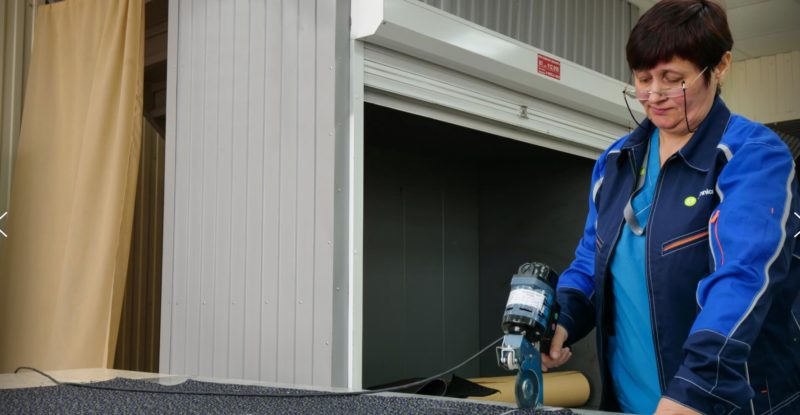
[661,226,709,256]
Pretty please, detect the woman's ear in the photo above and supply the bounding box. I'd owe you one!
[715,51,733,84]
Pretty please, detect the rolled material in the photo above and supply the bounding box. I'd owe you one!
[468,371,590,408]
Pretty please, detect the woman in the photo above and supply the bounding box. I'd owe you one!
[543,1,800,414]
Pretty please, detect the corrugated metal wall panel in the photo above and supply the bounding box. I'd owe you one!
[211,0,233,379]
[243,0,266,383]
[276,0,298,383]
[313,0,337,387]
[162,0,338,386]
[724,51,800,124]
[261,0,282,383]
[420,0,636,82]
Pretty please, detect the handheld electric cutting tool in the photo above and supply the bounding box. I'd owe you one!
[496,262,560,409]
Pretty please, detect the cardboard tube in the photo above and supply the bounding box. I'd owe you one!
[468,371,590,407]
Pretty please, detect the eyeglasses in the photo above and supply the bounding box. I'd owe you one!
[622,66,708,133]
[623,67,708,101]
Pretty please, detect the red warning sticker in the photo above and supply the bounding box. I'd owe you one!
[537,54,561,80]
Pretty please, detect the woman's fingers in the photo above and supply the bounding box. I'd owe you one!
[541,347,572,371]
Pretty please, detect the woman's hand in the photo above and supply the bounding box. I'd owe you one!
[541,324,571,372]
[654,398,702,414]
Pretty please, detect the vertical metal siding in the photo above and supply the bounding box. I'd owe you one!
[420,0,636,82]
[212,0,233,379]
[162,0,337,386]
[724,51,800,124]
[243,0,266,382]
[262,0,282,383]
[276,0,298,383]
[313,0,336,387]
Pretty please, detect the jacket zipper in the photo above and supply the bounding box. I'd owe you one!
[643,154,675,392]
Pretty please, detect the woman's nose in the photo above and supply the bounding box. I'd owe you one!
[647,90,668,102]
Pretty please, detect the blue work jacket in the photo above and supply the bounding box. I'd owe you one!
[558,96,800,414]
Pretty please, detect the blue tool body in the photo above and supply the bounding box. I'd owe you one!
[496,263,559,409]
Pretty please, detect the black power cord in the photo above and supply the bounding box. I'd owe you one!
[15,335,504,399]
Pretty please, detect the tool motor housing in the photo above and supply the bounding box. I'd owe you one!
[501,262,560,352]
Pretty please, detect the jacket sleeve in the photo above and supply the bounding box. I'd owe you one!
[556,149,607,345]
[665,137,800,413]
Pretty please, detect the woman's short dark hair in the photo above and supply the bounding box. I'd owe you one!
[626,0,733,85]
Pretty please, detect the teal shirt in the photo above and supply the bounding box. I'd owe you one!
[608,129,662,414]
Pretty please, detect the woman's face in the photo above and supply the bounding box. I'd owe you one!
[633,57,718,137]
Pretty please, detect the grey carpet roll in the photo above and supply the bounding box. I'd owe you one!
[0,377,576,414]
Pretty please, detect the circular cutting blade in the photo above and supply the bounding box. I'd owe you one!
[514,368,540,409]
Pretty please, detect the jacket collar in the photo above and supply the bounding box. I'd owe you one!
[620,95,731,172]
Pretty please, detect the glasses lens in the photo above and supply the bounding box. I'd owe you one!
[631,85,685,100]
[625,89,648,101]
[662,85,685,98]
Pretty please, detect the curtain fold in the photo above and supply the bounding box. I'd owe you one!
[0,0,144,372]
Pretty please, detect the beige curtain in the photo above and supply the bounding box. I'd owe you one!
[0,0,144,372]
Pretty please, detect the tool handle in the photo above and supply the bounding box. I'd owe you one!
[539,303,560,354]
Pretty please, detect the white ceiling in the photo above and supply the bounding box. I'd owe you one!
[629,0,800,61]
